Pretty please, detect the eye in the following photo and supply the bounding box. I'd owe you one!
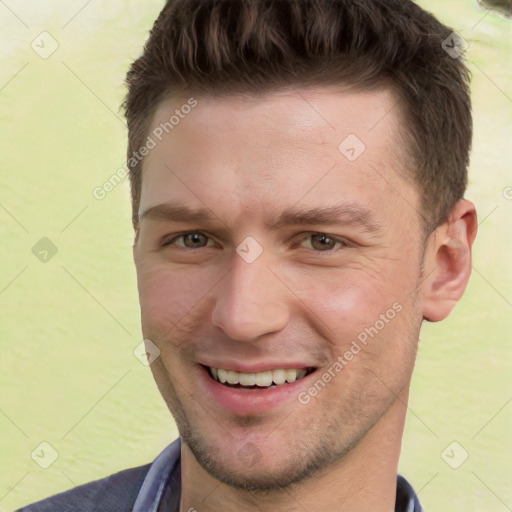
[299,233,348,252]
[163,232,213,249]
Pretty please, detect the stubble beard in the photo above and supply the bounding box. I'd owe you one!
[150,292,422,494]
[154,360,407,493]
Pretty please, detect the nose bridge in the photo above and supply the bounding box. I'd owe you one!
[211,253,289,341]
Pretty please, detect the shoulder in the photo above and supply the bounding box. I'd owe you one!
[16,463,152,512]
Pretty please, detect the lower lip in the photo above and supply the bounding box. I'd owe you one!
[197,365,316,415]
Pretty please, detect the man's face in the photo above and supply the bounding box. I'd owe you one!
[133,87,425,489]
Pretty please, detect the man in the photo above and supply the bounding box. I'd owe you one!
[18,0,477,510]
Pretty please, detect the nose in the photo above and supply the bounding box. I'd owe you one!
[211,254,289,341]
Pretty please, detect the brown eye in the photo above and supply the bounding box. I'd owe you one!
[301,233,346,251]
[182,233,208,248]
[164,232,211,248]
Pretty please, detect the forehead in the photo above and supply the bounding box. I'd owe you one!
[140,86,416,226]
[150,85,403,154]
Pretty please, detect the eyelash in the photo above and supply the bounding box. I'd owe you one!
[162,231,350,252]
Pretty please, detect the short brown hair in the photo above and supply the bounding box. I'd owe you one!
[123,0,472,233]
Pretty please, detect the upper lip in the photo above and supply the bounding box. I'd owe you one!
[200,360,316,373]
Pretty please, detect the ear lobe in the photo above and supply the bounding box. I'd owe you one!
[422,200,478,322]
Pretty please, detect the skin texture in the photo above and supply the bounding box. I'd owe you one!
[132,86,477,512]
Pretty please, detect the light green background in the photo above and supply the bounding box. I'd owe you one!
[0,1,511,510]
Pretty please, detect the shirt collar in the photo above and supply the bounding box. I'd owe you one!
[132,438,181,512]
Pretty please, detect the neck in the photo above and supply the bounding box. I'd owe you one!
[180,387,409,512]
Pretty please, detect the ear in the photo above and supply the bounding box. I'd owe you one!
[421,199,478,322]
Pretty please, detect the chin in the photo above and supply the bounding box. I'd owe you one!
[180,420,351,492]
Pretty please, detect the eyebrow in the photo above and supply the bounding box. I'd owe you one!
[270,204,383,234]
[139,202,383,234]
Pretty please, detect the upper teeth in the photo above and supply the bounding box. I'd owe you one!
[210,367,308,387]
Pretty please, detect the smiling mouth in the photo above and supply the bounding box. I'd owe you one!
[202,365,316,389]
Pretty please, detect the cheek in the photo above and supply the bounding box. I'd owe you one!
[295,264,389,317]
[136,262,216,337]
[296,269,420,397]
[289,259,417,349]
